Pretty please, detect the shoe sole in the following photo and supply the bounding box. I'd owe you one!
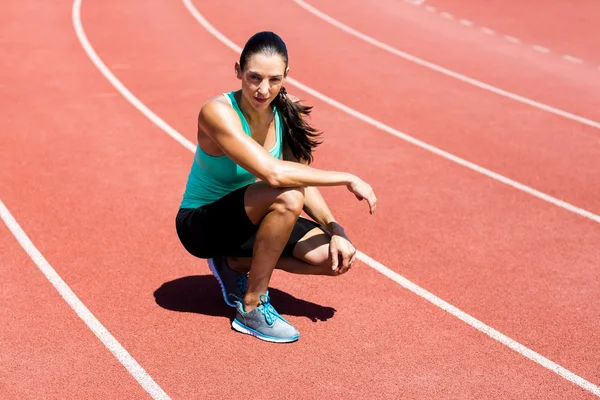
[207,258,237,308]
[231,318,299,343]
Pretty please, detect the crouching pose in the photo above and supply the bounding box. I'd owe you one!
[176,31,376,343]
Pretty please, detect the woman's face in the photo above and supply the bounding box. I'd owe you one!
[236,53,288,110]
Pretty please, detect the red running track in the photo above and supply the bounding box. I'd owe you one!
[1,0,599,398]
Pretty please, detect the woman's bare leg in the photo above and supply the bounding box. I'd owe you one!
[242,182,305,311]
[227,226,347,277]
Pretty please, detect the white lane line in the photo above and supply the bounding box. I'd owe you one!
[292,0,600,131]
[73,0,194,154]
[359,253,600,397]
[481,27,496,35]
[504,35,521,44]
[563,55,584,64]
[533,45,551,54]
[70,1,172,399]
[419,3,588,69]
[0,200,170,400]
[429,7,589,69]
[183,0,597,396]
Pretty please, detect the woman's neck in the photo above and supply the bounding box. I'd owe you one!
[236,90,273,125]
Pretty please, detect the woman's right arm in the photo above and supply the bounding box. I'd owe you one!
[198,101,376,214]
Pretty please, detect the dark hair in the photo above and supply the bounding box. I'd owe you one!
[240,31,322,164]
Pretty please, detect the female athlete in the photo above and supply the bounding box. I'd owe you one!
[176,31,376,343]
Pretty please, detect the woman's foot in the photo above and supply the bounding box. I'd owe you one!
[231,292,300,343]
[207,257,248,307]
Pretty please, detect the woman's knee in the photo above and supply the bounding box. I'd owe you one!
[244,183,305,224]
[303,244,343,277]
[272,187,305,215]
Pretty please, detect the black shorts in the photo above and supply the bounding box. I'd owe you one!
[176,184,326,259]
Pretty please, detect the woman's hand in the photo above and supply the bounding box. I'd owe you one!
[328,222,357,275]
[347,177,377,215]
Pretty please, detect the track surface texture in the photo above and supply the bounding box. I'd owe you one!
[1,0,599,398]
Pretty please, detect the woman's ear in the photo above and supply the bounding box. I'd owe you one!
[234,62,242,80]
[284,66,290,78]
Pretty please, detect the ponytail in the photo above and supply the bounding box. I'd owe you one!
[273,86,322,164]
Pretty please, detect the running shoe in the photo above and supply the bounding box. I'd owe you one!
[231,292,300,343]
[207,257,248,307]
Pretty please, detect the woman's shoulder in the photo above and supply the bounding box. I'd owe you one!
[198,93,236,119]
[197,92,243,136]
[201,92,233,109]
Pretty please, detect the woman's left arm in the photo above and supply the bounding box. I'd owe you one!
[283,146,357,274]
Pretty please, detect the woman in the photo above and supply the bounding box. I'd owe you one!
[176,31,376,343]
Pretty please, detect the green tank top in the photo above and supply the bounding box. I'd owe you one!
[179,91,283,208]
